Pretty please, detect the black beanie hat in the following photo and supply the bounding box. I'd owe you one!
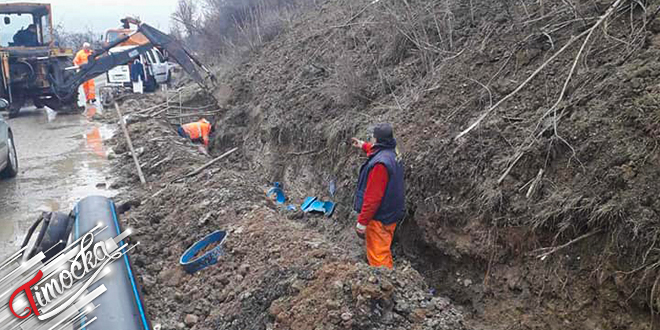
[373,123,394,142]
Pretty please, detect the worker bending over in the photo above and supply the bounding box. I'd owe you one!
[74,42,96,104]
[178,118,214,146]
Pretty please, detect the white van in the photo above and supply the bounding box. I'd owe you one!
[105,47,171,88]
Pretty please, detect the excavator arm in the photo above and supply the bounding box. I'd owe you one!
[49,23,216,101]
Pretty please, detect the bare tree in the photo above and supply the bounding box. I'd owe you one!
[168,0,314,56]
[169,22,184,42]
[172,0,200,38]
[53,22,103,50]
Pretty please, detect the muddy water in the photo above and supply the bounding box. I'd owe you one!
[0,106,115,259]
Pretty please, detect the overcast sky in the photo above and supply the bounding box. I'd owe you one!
[16,0,179,33]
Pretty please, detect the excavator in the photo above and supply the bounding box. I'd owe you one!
[0,3,215,117]
[55,17,216,105]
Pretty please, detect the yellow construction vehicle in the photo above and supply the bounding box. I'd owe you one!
[0,4,214,117]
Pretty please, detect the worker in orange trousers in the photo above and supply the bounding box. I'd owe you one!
[351,123,405,269]
[74,42,96,104]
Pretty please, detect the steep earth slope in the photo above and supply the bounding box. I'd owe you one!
[206,0,660,328]
[107,0,660,329]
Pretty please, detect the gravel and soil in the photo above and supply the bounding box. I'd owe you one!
[102,93,470,329]
[100,0,660,329]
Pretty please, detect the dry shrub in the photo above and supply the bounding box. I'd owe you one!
[377,0,456,74]
[325,55,372,107]
[173,0,316,57]
[379,32,414,67]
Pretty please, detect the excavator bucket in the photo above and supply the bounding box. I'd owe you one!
[138,24,214,87]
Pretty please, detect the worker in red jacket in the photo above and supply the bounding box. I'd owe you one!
[351,123,405,269]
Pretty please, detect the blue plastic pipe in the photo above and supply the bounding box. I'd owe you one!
[74,196,151,330]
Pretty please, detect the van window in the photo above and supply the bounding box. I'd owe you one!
[154,49,165,63]
[145,50,155,64]
[105,31,121,43]
[105,30,131,44]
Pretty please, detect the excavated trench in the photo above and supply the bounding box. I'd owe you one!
[201,92,655,329]
[101,76,657,328]
[102,0,660,327]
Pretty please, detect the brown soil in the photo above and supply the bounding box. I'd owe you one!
[106,97,469,329]
[192,239,222,260]
[103,0,660,329]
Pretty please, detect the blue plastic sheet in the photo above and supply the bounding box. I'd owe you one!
[301,197,335,217]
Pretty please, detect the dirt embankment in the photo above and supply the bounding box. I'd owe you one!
[105,0,660,328]
[207,0,660,328]
[104,92,470,329]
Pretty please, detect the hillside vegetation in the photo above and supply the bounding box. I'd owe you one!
[143,0,660,328]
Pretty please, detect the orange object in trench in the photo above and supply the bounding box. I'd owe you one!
[74,49,96,101]
[181,119,212,146]
[365,220,397,269]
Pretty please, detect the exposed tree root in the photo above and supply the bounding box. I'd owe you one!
[533,229,602,260]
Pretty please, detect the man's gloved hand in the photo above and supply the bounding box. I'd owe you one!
[351,137,365,149]
[356,222,366,239]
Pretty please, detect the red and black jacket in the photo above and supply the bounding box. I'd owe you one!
[354,141,405,226]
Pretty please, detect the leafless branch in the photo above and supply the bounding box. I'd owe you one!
[456,0,624,141]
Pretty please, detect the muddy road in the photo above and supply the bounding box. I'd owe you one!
[0,106,115,259]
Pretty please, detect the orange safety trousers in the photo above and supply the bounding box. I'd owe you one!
[74,49,95,101]
[82,79,96,101]
[366,220,397,269]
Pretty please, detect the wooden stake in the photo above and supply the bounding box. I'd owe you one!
[115,102,147,185]
[185,147,239,178]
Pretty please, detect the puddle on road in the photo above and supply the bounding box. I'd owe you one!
[0,106,116,259]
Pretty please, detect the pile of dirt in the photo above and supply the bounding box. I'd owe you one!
[104,94,470,329]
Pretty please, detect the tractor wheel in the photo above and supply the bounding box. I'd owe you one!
[33,98,45,109]
[46,93,83,114]
[7,97,25,118]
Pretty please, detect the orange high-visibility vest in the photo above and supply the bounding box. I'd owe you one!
[182,120,212,146]
[74,49,93,66]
